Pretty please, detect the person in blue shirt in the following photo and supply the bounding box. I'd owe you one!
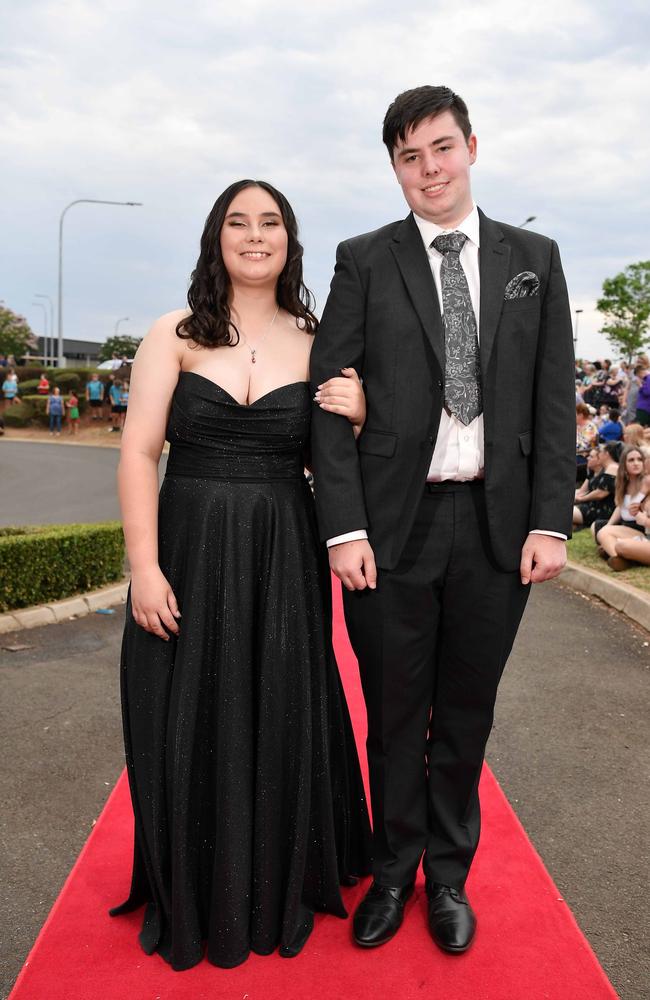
[86,373,104,420]
[109,378,122,432]
[599,407,624,443]
[46,386,65,435]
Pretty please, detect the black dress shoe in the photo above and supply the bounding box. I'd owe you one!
[279,905,314,958]
[353,881,415,947]
[425,881,476,953]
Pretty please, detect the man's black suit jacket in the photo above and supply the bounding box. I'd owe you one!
[310,209,576,573]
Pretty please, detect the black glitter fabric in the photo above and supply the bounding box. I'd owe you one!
[110,373,372,970]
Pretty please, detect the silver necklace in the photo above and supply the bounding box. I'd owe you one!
[240,306,279,364]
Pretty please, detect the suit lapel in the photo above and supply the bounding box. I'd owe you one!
[390,214,445,374]
[478,209,510,376]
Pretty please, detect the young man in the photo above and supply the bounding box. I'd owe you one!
[311,86,575,954]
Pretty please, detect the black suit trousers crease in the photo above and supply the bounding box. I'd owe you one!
[343,481,530,890]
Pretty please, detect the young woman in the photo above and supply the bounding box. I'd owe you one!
[611,502,650,570]
[594,445,650,569]
[573,443,618,529]
[111,180,372,970]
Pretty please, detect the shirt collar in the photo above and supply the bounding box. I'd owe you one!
[413,203,480,252]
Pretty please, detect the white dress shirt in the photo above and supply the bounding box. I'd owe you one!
[327,205,565,546]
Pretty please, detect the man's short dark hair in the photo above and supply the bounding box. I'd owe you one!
[382,85,472,160]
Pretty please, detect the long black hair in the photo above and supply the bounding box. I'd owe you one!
[176,179,317,348]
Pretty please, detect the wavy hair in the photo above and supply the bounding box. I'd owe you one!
[614,445,644,507]
[176,180,317,348]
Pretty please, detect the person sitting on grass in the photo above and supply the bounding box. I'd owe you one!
[598,407,623,443]
[594,445,650,570]
[573,443,618,530]
[46,386,64,437]
[611,501,650,570]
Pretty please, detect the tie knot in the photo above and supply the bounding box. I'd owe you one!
[431,231,468,256]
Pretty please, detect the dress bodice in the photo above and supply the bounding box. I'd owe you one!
[165,371,311,480]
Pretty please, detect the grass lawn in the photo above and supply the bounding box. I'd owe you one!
[567,528,650,594]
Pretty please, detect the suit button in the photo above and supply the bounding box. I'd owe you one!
[429,436,435,444]
[437,380,443,389]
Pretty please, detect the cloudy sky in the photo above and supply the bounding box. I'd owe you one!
[1,0,648,360]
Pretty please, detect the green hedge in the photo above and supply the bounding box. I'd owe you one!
[0,522,125,611]
[3,399,35,427]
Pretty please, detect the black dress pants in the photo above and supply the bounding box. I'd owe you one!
[343,481,530,889]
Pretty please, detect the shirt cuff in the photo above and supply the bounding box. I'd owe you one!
[529,529,568,540]
[326,530,368,547]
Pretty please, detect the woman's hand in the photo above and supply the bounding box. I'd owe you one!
[130,565,181,640]
[315,368,366,436]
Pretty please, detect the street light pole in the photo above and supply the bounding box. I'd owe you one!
[57,199,142,368]
[518,215,537,228]
[574,308,584,354]
[35,293,54,366]
[114,316,129,336]
[31,301,48,365]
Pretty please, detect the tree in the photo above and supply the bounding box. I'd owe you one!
[98,334,142,362]
[0,306,37,360]
[596,261,650,362]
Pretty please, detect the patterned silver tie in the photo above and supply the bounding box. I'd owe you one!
[431,231,482,426]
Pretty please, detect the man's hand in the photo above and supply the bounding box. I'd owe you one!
[520,534,567,586]
[328,539,377,591]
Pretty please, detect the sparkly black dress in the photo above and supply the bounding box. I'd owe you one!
[111,372,372,970]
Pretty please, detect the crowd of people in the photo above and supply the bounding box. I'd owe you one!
[0,367,129,435]
[575,356,650,571]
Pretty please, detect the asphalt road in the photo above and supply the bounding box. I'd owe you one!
[1,583,648,999]
[0,440,166,526]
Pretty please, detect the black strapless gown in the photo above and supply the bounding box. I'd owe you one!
[111,372,372,970]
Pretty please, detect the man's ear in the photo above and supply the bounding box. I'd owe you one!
[468,134,477,165]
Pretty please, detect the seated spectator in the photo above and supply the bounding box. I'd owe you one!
[623,423,645,447]
[576,402,599,482]
[610,501,650,570]
[599,407,623,443]
[594,446,650,567]
[37,372,50,395]
[595,404,610,427]
[601,365,624,407]
[573,443,618,529]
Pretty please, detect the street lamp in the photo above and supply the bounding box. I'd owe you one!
[518,215,537,228]
[31,301,48,365]
[35,293,54,366]
[57,199,142,367]
[114,316,129,336]
[574,308,584,353]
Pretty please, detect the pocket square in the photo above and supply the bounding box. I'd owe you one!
[504,271,540,299]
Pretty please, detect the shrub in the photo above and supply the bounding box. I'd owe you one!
[0,522,125,611]
[17,378,41,393]
[3,399,35,427]
[54,371,82,390]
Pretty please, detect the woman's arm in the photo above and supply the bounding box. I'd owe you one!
[314,367,366,439]
[118,311,186,640]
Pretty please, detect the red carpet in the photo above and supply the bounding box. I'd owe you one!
[10,581,617,1000]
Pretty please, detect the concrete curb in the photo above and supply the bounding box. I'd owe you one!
[560,561,650,632]
[0,581,129,635]
[1,563,649,636]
